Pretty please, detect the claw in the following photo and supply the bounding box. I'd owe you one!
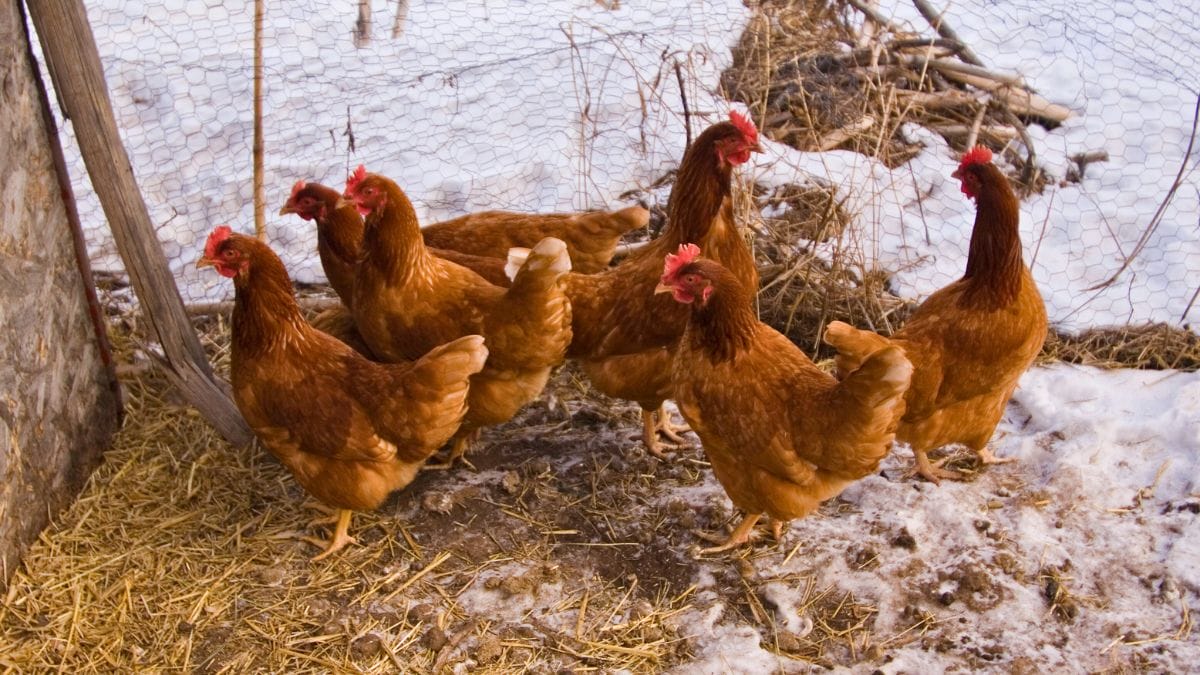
[423,435,476,471]
[977,446,1017,465]
[304,509,357,560]
[641,407,692,460]
[303,501,342,528]
[912,450,963,484]
[770,518,788,544]
[693,513,762,555]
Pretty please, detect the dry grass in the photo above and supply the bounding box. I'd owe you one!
[1041,324,1200,371]
[713,1,1198,370]
[0,312,981,673]
[720,0,1050,192]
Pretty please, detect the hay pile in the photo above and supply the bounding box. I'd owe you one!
[716,0,1198,368]
[0,318,911,672]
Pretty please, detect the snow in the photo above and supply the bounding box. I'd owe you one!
[51,0,1199,331]
[24,0,1200,670]
[671,365,1200,672]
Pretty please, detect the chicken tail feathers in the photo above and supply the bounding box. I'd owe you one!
[824,344,913,477]
[507,237,572,289]
[378,334,487,459]
[412,334,489,387]
[839,345,912,411]
[604,205,651,234]
[823,320,891,380]
[504,247,531,283]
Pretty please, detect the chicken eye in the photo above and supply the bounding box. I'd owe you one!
[222,250,237,259]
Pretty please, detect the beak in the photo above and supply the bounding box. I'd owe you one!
[951,168,962,180]
[196,256,216,270]
[335,196,353,211]
[654,282,673,295]
[278,203,296,216]
[750,141,764,153]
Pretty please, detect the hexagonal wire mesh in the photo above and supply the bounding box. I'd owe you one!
[33,0,1200,336]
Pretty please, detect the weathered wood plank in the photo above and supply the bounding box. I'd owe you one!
[26,0,253,446]
[0,0,120,586]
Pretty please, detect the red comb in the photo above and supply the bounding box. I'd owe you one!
[345,164,368,192]
[204,225,234,259]
[959,145,993,169]
[290,179,306,200]
[730,110,758,144]
[662,242,702,281]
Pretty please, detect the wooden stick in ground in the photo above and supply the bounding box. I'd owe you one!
[253,0,265,241]
[392,0,409,38]
[354,0,371,47]
[27,0,253,447]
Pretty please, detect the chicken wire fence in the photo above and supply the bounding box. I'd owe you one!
[37,0,1200,335]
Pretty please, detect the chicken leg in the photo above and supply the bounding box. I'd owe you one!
[303,500,342,527]
[913,448,963,484]
[641,405,692,459]
[304,509,357,560]
[695,512,762,554]
[977,446,1016,465]
[423,431,479,471]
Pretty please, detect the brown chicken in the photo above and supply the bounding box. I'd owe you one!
[657,246,912,552]
[197,227,487,559]
[342,166,573,468]
[823,146,1048,484]
[422,205,649,274]
[560,112,762,456]
[280,180,512,300]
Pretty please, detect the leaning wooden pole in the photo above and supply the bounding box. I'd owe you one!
[252,0,265,240]
[27,0,253,446]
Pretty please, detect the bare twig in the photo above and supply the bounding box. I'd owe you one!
[915,59,1073,122]
[817,116,875,151]
[1088,92,1200,291]
[911,0,984,66]
[845,0,901,33]
[674,60,692,151]
[964,99,988,149]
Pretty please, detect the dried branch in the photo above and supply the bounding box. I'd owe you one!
[904,57,1073,122]
[817,116,875,151]
[911,0,984,66]
[674,60,692,151]
[1089,92,1200,291]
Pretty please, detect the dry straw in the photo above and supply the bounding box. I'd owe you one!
[2,1,1195,672]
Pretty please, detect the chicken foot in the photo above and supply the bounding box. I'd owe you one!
[303,509,357,561]
[694,513,762,554]
[302,500,343,528]
[424,431,479,471]
[912,450,964,484]
[641,406,692,459]
[976,446,1017,465]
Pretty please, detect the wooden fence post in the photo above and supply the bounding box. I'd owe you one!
[26,0,254,447]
